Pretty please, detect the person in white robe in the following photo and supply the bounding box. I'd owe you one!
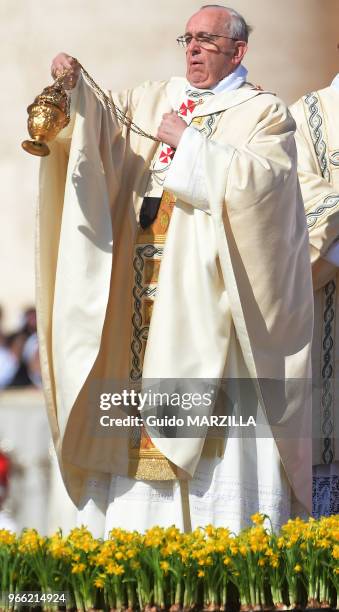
[37,5,313,538]
[290,73,339,518]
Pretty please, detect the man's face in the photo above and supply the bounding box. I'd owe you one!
[184,8,246,89]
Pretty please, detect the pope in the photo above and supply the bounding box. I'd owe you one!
[37,4,313,537]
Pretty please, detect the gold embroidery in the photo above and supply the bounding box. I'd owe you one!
[129,425,178,480]
[129,190,178,479]
[144,259,161,284]
[159,211,169,231]
[137,234,166,245]
[143,299,154,326]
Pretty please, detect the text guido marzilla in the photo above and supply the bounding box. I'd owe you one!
[99,415,257,427]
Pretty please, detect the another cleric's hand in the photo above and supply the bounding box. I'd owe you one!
[51,53,81,89]
[157,111,187,148]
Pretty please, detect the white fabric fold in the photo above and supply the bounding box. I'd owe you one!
[330,73,339,91]
[187,63,248,96]
[164,126,236,215]
[211,64,248,93]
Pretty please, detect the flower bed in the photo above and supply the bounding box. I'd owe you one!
[0,515,338,612]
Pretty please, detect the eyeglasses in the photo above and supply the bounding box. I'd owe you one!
[176,32,238,49]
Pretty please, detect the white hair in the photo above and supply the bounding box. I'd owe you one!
[200,5,252,42]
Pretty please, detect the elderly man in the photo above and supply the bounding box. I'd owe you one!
[38,4,313,537]
[290,74,339,518]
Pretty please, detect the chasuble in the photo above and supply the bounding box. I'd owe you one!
[290,83,339,517]
[36,72,313,534]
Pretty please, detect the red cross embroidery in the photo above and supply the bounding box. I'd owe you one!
[179,99,197,116]
[159,146,175,164]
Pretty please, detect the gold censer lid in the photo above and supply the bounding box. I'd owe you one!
[22,82,70,157]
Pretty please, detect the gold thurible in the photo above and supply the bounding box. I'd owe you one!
[22,63,159,158]
[22,74,70,157]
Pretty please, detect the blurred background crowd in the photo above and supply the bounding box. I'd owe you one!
[0,305,50,534]
[0,305,41,390]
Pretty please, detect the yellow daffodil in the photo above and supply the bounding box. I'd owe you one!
[332,545,339,559]
[94,574,106,588]
[160,561,170,573]
[251,513,265,525]
[0,529,16,546]
[71,562,86,574]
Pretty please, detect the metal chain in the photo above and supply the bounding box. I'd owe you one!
[55,65,160,142]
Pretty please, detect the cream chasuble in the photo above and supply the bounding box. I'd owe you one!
[290,84,339,517]
[37,72,313,536]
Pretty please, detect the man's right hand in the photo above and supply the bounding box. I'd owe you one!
[51,53,80,89]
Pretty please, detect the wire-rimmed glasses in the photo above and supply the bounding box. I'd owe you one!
[176,32,238,49]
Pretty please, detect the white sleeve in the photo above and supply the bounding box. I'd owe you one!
[163,127,216,214]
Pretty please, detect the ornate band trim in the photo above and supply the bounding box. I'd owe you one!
[330,151,339,167]
[130,244,163,381]
[320,280,336,464]
[306,193,339,229]
[304,92,330,181]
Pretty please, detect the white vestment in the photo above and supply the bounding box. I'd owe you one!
[37,70,313,536]
[290,78,339,517]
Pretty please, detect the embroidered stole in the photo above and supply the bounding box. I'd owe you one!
[303,91,336,465]
[128,90,216,480]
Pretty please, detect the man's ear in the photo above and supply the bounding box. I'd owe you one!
[232,41,247,65]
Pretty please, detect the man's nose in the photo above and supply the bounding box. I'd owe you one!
[187,36,201,52]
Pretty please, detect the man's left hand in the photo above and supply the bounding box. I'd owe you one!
[157,112,187,148]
